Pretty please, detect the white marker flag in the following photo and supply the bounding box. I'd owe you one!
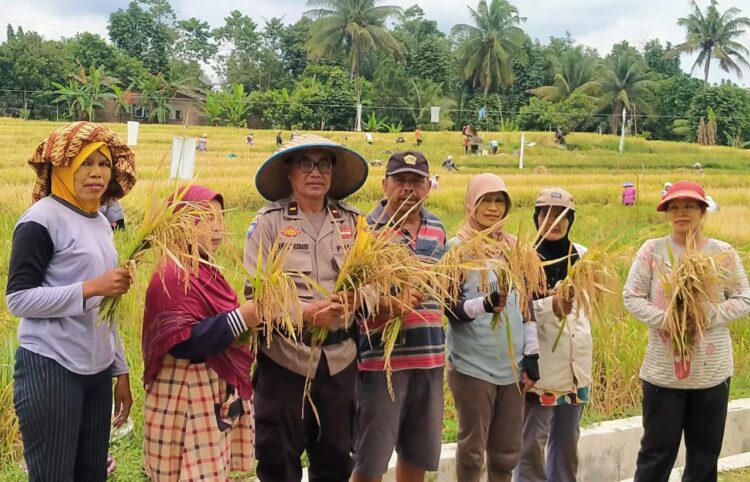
[170,136,196,180]
[127,121,139,146]
[430,106,440,123]
[355,104,363,132]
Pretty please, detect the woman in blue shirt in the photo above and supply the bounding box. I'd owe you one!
[445,173,540,482]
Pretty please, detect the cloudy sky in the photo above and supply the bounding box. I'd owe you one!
[1,0,749,86]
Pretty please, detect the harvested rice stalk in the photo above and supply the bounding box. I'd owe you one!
[237,237,303,351]
[99,184,214,325]
[381,316,403,400]
[660,241,731,360]
[503,230,548,320]
[551,247,618,352]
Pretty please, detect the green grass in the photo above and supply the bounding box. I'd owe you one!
[1,118,750,479]
[720,468,750,481]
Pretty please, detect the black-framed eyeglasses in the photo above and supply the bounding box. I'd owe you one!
[294,160,334,173]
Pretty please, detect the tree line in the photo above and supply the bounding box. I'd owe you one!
[1,0,749,146]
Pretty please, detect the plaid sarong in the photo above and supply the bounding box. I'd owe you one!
[144,354,254,481]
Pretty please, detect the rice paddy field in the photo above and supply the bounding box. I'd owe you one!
[1,117,750,480]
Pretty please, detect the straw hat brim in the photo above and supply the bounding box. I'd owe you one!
[255,141,368,202]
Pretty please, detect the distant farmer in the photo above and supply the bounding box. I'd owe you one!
[197,133,208,152]
[442,155,459,172]
[554,126,565,145]
[244,134,369,482]
[100,199,126,231]
[622,181,636,206]
[365,132,373,144]
[462,125,473,155]
[8,121,136,482]
[396,136,406,143]
[706,195,719,212]
[661,182,673,199]
[415,125,424,146]
[489,139,500,155]
[245,132,255,146]
[275,130,283,149]
[353,151,446,482]
[430,174,440,191]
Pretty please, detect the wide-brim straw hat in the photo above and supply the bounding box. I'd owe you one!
[255,134,368,202]
[622,181,634,187]
[656,180,708,212]
[28,121,136,205]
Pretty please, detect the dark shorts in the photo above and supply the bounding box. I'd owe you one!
[353,367,444,477]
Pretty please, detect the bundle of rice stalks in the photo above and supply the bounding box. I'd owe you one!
[503,229,548,320]
[433,223,509,303]
[303,215,426,402]
[99,184,215,325]
[551,247,619,352]
[434,220,533,386]
[237,237,303,352]
[660,242,731,360]
[306,216,422,346]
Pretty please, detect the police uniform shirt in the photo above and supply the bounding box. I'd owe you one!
[243,196,361,377]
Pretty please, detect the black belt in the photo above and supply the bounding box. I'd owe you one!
[301,328,352,347]
[263,326,353,347]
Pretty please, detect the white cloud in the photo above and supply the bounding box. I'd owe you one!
[1,0,748,85]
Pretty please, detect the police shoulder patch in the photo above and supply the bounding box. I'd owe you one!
[246,220,258,239]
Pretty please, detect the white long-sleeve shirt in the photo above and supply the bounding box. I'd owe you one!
[623,236,750,389]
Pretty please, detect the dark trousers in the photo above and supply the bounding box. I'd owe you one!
[253,351,356,482]
[13,347,112,482]
[634,378,730,482]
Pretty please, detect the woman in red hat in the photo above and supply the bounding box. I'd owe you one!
[623,180,750,481]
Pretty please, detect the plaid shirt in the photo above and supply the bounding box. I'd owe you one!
[358,200,446,371]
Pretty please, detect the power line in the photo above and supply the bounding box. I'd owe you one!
[0,88,743,121]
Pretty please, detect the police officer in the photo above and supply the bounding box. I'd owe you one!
[244,134,369,482]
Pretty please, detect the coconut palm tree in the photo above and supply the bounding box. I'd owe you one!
[304,0,405,131]
[671,0,750,85]
[530,47,599,102]
[451,0,527,96]
[591,54,659,133]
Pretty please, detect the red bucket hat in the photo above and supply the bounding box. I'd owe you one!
[656,180,708,212]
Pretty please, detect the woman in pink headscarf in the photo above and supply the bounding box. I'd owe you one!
[141,185,260,482]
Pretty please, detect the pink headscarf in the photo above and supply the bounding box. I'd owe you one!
[141,185,254,399]
[456,173,515,245]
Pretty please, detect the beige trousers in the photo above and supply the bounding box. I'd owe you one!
[447,365,525,482]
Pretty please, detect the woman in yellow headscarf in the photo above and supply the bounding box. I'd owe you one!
[7,122,136,482]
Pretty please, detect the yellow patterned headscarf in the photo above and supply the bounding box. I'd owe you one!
[28,121,136,206]
[51,142,112,213]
